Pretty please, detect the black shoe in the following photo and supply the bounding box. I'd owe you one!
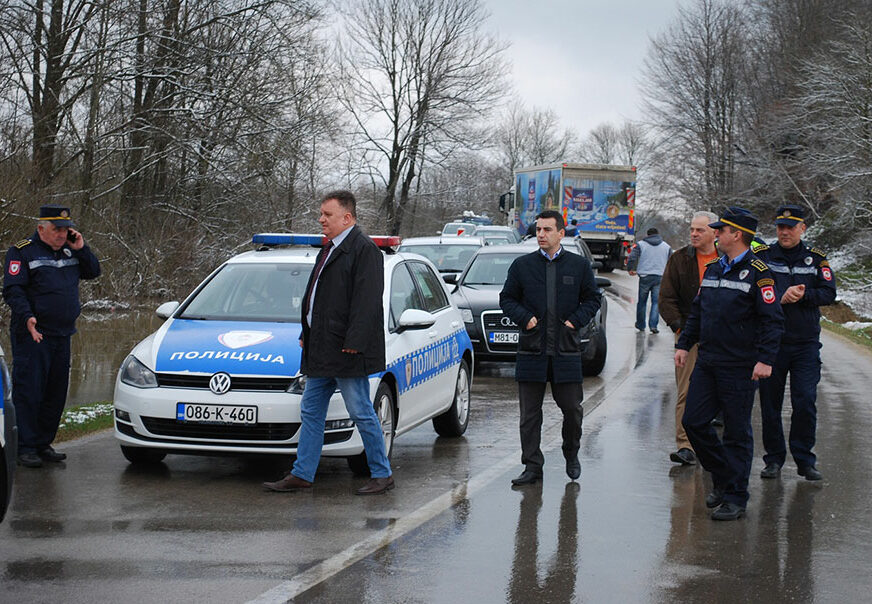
[565,456,581,480]
[760,463,781,479]
[670,448,696,465]
[18,453,43,468]
[39,446,67,462]
[711,502,745,521]
[705,488,724,509]
[511,470,542,486]
[650,328,659,334]
[798,465,823,481]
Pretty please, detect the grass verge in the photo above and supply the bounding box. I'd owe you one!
[822,320,872,352]
[55,402,114,443]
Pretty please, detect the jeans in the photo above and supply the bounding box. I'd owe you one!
[292,376,391,482]
[635,274,661,330]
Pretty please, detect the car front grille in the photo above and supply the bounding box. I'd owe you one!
[141,417,299,441]
[480,310,518,354]
[155,373,293,391]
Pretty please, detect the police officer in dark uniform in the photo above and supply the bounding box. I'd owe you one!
[755,205,836,481]
[2,205,101,467]
[675,207,784,521]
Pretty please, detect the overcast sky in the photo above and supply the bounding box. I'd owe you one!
[484,0,684,136]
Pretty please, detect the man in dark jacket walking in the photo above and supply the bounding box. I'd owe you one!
[500,210,601,486]
[659,211,719,466]
[263,190,393,495]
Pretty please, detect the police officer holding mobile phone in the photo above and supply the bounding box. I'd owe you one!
[2,205,101,467]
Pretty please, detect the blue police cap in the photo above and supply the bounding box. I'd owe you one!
[774,204,805,226]
[709,206,758,235]
[38,204,75,227]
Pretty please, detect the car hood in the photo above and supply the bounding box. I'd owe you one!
[452,284,503,312]
[151,319,302,376]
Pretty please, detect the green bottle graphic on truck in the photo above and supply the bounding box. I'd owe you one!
[502,163,636,272]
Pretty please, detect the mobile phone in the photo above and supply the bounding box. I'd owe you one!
[67,230,77,242]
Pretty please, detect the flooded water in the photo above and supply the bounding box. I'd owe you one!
[1,309,163,408]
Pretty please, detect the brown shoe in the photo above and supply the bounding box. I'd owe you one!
[262,473,312,492]
[355,476,395,495]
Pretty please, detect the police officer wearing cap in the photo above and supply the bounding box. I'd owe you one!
[675,207,784,521]
[2,205,101,467]
[754,205,835,481]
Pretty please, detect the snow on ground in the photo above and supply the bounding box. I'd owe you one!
[57,403,113,428]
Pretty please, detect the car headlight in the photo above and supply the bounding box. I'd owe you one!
[460,308,474,323]
[119,355,158,388]
[288,374,306,394]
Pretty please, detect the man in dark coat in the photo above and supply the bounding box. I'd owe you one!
[263,190,393,495]
[3,204,101,467]
[500,210,601,486]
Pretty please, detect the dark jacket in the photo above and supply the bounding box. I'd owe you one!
[300,225,386,377]
[3,232,101,337]
[754,241,836,344]
[677,251,784,367]
[659,244,712,333]
[499,248,601,383]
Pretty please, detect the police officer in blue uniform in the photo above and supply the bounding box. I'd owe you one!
[2,205,101,467]
[755,205,835,481]
[675,207,784,521]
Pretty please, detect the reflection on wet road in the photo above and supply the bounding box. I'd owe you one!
[2,272,872,603]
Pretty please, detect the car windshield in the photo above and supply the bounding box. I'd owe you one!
[399,245,479,272]
[461,253,523,286]
[179,262,311,322]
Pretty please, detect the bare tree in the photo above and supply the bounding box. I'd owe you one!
[337,0,507,235]
[578,122,618,164]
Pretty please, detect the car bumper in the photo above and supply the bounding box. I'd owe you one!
[113,378,370,457]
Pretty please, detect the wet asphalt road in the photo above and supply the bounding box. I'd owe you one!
[2,271,872,603]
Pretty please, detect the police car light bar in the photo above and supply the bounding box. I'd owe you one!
[252,233,401,250]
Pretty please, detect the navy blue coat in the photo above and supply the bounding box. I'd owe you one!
[3,233,101,337]
[677,251,784,367]
[500,248,601,383]
[754,242,836,344]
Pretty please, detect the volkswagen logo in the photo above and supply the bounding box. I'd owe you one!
[209,372,232,395]
[500,316,517,327]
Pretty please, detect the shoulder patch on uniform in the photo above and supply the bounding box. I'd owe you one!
[757,277,774,287]
[751,258,769,272]
[754,244,769,252]
[14,239,31,249]
[704,257,720,266]
[810,247,827,258]
[819,260,830,268]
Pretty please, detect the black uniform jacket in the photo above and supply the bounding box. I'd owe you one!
[500,248,601,383]
[755,242,836,344]
[3,233,101,337]
[677,251,784,367]
[300,225,386,378]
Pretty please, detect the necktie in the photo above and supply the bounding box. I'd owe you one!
[308,240,333,313]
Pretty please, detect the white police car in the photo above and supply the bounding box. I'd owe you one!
[1,343,15,522]
[113,234,473,472]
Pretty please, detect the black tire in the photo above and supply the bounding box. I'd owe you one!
[583,328,607,376]
[346,381,396,475]
[433,360,471,437]
[599,261,615,273]
[120,445,167,465]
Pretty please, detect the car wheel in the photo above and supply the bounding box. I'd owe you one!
[120,445,167,465]
[599,261,615,273]
[432,359,471,437]
[346,381,396,476]
[583,328,607,376]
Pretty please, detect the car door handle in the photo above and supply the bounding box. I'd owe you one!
[450,321,460,328]
[428,330,439,339]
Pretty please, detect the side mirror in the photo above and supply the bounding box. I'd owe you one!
[442,273,458,285]
[396,309,437,333]
[595,277,612,289]
[156,301,180,319]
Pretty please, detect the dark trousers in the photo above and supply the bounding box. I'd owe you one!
[10,332,71,454]
[759,341,821,468]
[682,362,755,507]
[518,360,583,473]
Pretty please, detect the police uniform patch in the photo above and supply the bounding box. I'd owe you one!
[63,248,72,257]
[739,269,749,280]
[7,260,20,275]
[804,256,813,265]
[820,260,830,268]
[821,266,833,281]
[754,244,769,252]
[757,277,774,287]
[761,285,776,304]
[751,259,768,272]
[15,239,31,249]
[811,247,827,257]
